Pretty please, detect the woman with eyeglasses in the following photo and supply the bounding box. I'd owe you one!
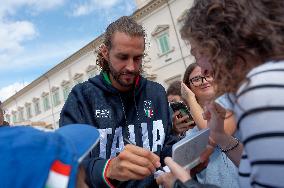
[177,63,239,188]
[158,0,284,187]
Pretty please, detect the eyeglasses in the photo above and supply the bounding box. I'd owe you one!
[189,75,214,87]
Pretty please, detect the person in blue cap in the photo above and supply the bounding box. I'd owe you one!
[0,124,100,188]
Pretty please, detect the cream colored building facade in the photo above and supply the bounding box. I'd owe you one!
[2,0,195,128]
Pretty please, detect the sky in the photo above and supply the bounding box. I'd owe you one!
[0,0,137,102]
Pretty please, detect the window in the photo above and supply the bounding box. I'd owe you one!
[42,93,50,111]
[5,114,10,123]
[157,34,170,54]
[177,10,191,51]
[87,70,96,79]
[12,112,17,123]
[18,107,24,122]
[43,96,50,111]
[75,78,83,84]
[86,65,97,79]
[61,80,71,101]
[55,121,59,129]
[33,98,41,115]
[177,10,188,28]
[51,87,61,106]
[63,85,71,101]
[151,25,172,56]
[25,103,32,119]
[73,73,84,85]
[52,90,60,106]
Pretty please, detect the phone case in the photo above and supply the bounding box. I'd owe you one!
[172,128,210,169]
[170,101,193,121]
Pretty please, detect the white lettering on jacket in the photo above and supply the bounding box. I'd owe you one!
[110,127,124,158]
[141,122,150,150]
[95,109,110,118]
[152,120,165,152]
[98,121,165,158]
[98,128,112,158]
[128,124,136,145]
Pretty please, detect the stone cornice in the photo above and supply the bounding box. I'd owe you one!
[51,86,59,92]
[132,0,167,21]
[32,97,39,102]
[25,102,31,106]
[151,24,169,36]
[86,65,97,72]
[41,92,49,97]
[61,80,70,86]
[73,73,84,80]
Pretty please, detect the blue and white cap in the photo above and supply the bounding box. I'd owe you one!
[0,124,100,188]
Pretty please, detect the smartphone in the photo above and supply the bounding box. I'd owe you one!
[170,101,193,122]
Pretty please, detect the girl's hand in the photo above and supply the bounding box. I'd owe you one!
[156,157,191,188]
[181,83,195,101]
[204,101,227,144]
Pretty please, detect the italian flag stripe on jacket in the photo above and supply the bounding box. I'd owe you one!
[45,160,71,188]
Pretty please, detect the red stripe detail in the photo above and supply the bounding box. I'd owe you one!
[103,159,115,188]
[50,160,71,176]
[135,76,140,87]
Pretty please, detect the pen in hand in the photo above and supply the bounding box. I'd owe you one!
[123,138,165,172]
[123,138,135,145]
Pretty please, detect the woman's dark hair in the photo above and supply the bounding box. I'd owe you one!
[181,0,284,94]
[183,63,198,88]
[166,80,182,97]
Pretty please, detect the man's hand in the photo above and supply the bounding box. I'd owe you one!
[156,157,191,188]
[105,144,161,181]
[172,111,195,135]
[156,172,176,188]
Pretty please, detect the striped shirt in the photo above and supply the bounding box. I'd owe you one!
[234,60,284,187]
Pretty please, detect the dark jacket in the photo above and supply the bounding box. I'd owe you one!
[60,73,177,188]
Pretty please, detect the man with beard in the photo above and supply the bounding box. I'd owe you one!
[60,16,176,188]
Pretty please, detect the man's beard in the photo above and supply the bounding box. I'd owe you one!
[108,62,141,88]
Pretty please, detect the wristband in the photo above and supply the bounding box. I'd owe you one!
[219,137,239,153]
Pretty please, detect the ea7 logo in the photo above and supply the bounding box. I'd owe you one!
[95,109,111,118]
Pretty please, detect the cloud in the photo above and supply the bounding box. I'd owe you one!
[29,0,65,11]
[0,20,37,53]
[0,0,65,17]
[0,38,91,71]
[0,0,66,69]
[0,38,90,101]
[0,82,29,102]
[72,0,119,16]
[0,0,66,52]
